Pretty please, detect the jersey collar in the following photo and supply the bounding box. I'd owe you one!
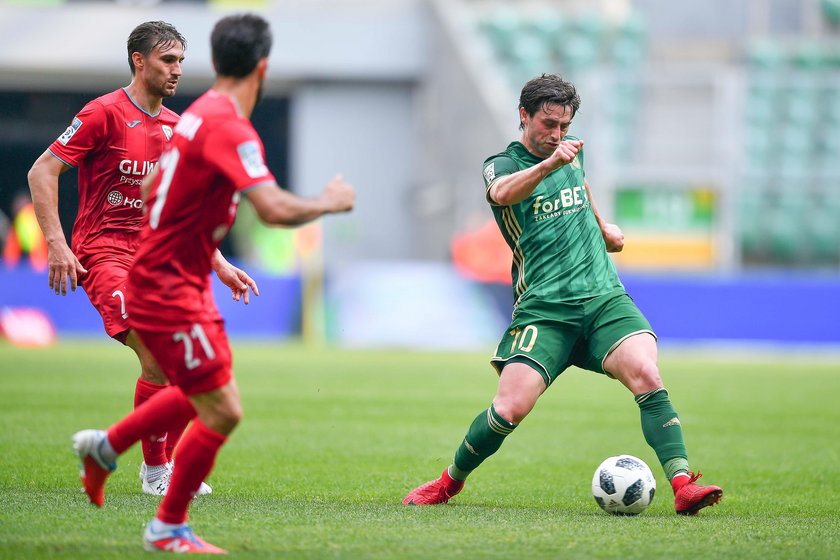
[121,87,161,118]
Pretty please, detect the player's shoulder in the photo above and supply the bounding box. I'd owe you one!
[71,89,122,117]
[91,88,130,109]
[158,105,180,124]
[202,97,258,139]
[483,142,519,165]
[187,91,240,124]
[95,89,125,104]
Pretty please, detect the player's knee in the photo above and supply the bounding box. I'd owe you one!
[630,361,662,392]
[219,402,243,428]
[637,361,661,384]
[492,398,528,425]
[206,407,241,435]
[140,367,168,385]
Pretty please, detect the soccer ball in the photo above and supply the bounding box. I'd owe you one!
[591,455,656,515]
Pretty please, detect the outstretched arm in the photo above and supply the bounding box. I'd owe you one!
[27,150,88,294]
[245,174,355,227]
[584,179,624,253]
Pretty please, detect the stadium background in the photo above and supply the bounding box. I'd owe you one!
[0,0,838,348]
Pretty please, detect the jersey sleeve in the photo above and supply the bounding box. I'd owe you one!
[482,154,519,206]
[47,100,107,168]
[205,121,276,192]
[577,145,585,176]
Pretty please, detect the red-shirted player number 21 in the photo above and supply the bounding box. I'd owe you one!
[149,148,180,230]
[173,323,216,370]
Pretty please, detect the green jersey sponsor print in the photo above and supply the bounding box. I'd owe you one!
[482,140,623,305]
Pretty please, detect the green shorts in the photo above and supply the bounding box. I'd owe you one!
[490,289,655,385]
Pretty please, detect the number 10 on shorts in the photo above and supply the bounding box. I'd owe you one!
[510,325,538,353]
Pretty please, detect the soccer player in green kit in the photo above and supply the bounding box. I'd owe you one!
[403,74,722,515]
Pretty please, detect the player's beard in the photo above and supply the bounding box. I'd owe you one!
[255,77,265,106]
[158,79,178,99]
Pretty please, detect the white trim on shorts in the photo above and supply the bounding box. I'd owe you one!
[600,329,657,378]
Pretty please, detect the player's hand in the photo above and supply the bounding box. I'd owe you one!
[47,241,87,295]
[215,260,259,305]
[601,223,624,253]
[320,174,355,214]
[548,139,583,169]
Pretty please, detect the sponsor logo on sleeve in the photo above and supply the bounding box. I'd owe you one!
[237,140,269,178]
[483,162,496,184]
[57,118,83,145]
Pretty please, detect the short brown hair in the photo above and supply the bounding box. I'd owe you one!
[127,21,186,75]
[518,74,581,130]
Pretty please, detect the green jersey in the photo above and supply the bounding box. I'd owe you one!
[482,140,623,306]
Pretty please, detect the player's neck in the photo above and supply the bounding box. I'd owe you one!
[124,81,162,116]
[212,77,258,120]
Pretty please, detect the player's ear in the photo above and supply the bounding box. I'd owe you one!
[131,52,145,74]
[255,58,268,80]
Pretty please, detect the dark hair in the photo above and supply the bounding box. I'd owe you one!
[127,21,186,75]
[518,74,581,130]
[211,14,273,78]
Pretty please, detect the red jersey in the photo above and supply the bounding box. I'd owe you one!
[127,90,276,331]
[48,88,179,264]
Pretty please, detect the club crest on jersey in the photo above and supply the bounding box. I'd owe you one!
[569,156,581,170]
[483,162,496,184]
[57,118,83,145]
[237,140,269,178]
[162,125,173,141]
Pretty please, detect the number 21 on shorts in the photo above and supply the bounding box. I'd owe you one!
[173,323,216,370]
[510,325,538,353]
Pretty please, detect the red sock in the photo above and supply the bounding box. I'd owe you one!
[107,386,196,455]
[134,378,169,466]
[157,420,227,524]
[165,423,188,462]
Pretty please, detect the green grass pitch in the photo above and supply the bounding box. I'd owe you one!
[0,340,838,559]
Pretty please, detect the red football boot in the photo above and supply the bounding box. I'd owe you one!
[72,430,117,507]
[403,468,465,505]
[672,471,722,515]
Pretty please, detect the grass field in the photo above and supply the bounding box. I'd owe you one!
[1,340,838,559]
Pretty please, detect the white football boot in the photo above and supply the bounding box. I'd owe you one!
[140,461,212,496]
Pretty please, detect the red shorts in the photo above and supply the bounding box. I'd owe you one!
[80,257,133,344]
[134,320,233,395]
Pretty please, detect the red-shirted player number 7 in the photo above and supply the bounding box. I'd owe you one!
[173,323,216,370]
[149,148,180,230]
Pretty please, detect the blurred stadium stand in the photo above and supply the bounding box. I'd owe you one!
[0,0,838,346]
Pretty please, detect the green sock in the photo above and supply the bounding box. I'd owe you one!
[451,405,516,480]
[635,389,688,480]
[664,457,690,482]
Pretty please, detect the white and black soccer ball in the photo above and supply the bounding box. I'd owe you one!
[592,455,656,515]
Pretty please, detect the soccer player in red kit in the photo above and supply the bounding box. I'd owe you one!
[27,22,234,496]
[71,13,355,553]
